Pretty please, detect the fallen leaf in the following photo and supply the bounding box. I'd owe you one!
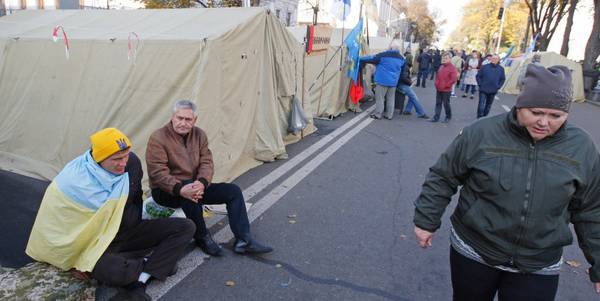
[287,214,297,218]
[225,280,235,287]
[288,220,297,224]
[566,260,581,268]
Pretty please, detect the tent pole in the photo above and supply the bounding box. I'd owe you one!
[316,50,329,117]
[301,50,306,139]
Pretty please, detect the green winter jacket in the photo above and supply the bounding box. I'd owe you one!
[414,108,600,282]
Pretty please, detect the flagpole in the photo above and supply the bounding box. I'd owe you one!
[339,2,346,69]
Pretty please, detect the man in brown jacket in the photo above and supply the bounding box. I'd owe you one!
[146,100,273,256]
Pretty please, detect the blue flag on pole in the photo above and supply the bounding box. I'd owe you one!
[344,18,363,84]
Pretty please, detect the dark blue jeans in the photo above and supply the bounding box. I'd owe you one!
[152,182,251,242]
[477,92,496,118]
[416,69,428,87]
[450,247,559,301]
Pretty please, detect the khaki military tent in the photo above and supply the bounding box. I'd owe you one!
[501,52,585,101]
[288,26,353,118]
[0,8,310,182]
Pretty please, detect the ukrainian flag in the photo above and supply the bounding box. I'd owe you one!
[26,151,129,272]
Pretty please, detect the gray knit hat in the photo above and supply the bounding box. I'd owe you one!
[515,64,573,112]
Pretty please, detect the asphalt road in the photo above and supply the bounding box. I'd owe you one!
[158,85,600,301]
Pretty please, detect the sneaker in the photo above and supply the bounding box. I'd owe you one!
[450,94,457,98]
[417,114,429,119]
[369,114,382,120]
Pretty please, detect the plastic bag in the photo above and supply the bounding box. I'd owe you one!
[288,95,309,134]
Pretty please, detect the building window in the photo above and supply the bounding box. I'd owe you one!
[286,11,291,26]
[276,9,280,19]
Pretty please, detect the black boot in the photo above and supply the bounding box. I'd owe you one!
[233,238,273,254]
[196,234,223,256]
[110,282,150,301]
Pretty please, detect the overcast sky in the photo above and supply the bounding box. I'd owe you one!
[428,0,470,46]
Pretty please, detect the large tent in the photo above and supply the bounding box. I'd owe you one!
[501,51,585,101]
[0,8,311,182]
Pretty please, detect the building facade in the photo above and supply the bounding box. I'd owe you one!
[257,0,297,26]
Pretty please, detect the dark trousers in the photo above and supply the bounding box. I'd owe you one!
[477,92,496,118]
[152,182,251,242]
[450,247,559,301]
[429,68,437,80]
[433,91,451,120]
[92,218,195,286]
[464,84,477,95]
[416,69,428,87]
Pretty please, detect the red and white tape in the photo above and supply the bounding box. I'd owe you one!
[52,25,70,59]
[128,32,140,63]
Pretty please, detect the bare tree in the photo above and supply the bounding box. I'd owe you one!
[583,0,600,71]
[560,0,578,56]
[524,0,570,51]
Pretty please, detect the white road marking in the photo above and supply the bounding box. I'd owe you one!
[149,108,374,299]
[502,105,510,112]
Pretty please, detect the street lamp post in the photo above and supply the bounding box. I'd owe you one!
[495,0,512,54]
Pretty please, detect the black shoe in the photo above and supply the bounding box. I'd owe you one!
[369,114,382,120]
[461,95,467,98]
[234,238,273,254]
[111,282,150,301]
[196,234,223,256]
[429,118,439,123]
[442,118,451,123]
[417,114,429,119]
[402,111,412,115]
[470,96,474,99]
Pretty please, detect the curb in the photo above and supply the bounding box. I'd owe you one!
[585,100,600,108]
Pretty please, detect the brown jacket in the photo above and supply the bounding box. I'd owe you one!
[146,123,214,195]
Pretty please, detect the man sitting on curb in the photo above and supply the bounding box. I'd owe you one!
[146,100,273,257]
[26,128,195,301]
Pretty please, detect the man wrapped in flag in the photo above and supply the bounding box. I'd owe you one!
[26,128,195,300]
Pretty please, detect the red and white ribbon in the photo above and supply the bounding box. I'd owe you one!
[128,32,140,64]
[52,25,70,59]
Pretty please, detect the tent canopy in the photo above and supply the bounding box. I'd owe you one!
[0,8,309,182]
[501,51,585,101]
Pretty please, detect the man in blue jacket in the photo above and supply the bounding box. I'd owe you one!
[360,42,405,120]
[416,49,432,88]
[476,54,505,118]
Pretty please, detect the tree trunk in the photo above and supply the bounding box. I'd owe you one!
[560,0,578,56]
[536,35,551,51]
[583,0,600,71]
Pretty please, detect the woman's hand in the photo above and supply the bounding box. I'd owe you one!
[414,226,434,249]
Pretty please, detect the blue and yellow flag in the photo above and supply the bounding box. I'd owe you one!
[26,151,129,272]
[345,18,364,84]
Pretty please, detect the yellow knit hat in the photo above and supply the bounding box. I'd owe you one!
[90,128,132,163]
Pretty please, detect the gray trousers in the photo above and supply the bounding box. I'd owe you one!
[374,84,396,119]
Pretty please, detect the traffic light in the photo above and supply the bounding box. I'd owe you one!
[497,7,504,20]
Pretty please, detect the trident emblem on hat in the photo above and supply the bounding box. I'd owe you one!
[116,138,128,150]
